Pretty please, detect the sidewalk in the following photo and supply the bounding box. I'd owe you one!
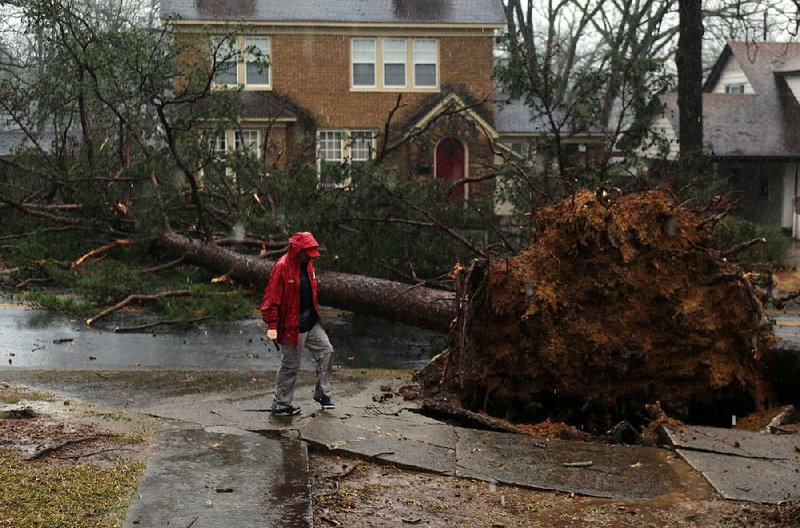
[121,378,798,526]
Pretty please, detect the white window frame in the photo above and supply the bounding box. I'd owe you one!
[351,38,377,88]
[211,35,272,90]
[244,36,271,88]
[234,129,261,158]
[349,130,375,162]
[316,129,377,187]
[213,130,228,160]
[211,36,239,88]
[350,37,438,92]
[413,38,438,88]
[382,38,407,88]
[318,130,345,164]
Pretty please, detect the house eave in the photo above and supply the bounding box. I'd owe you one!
[164,19,506,31]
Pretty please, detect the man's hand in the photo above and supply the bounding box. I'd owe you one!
[267,329,278,341]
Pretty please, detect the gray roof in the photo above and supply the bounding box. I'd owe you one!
[494,97,551,134]
[161,0,506,26]
[494,94,604,136]
[662,42,800,159]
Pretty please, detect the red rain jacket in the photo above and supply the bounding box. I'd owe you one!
[260,231,320,346]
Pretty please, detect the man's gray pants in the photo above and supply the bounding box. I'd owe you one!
[272,322,333,410]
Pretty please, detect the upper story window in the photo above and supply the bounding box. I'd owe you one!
[725,83,745,94]
[212,36,238,86]
[352,38,376,87]
[211,35,271,90]
[383,38,407,87]
[351,38,438,91]
[413,39,438,87]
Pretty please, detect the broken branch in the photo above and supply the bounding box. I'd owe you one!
[113,314,215,333]
[86,290,192,326]
[137,255,185,274]
[28,436,98,460]
[722,237,766,259]
[73,239,131,268]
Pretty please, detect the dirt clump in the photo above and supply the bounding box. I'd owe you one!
[421,189,778,433]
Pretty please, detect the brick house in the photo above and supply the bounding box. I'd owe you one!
[160,0,506,198]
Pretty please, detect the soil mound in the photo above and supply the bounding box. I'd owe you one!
[422,189,777,432]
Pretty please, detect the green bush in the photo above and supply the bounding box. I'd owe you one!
[715,216,791,267]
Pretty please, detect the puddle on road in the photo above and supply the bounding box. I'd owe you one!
[0,301,446,371]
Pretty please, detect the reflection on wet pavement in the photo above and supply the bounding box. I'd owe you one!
[0,302,446,371]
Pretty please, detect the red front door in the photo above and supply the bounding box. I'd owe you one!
[435,137,465,200]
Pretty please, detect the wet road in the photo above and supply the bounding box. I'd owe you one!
[0,301,446,371]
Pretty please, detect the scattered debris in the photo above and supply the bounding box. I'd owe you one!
[562,461,593,468]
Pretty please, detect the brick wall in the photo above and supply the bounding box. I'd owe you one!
[269,33,496,129]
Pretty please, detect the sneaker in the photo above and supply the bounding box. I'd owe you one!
[313,395,335,409]
[271,405,301,416]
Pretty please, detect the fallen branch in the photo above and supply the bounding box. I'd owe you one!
[137,255,185,274]
[86,290,192,326]
[114,314,215,333]
[15,277,52,289]
[563,461,593,468]
[28,436,98,460]
[722,237,766,258]
[73,239,132,268]
[772,289,800,310]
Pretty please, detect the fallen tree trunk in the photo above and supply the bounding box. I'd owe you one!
[159,230,456,331]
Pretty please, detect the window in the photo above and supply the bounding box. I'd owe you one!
[413,39,437,87]
[383,38,407,87]
[213,131,227,159]
[352,38,376,87]
[351,37,438,91]
[349,131,375,163]
[318,130,344,164]
[317,130,376,187]
[244,37,270,86]
[725,84,745,94]
[211,35,271,89]
[212,36,238,86]
[234,129,260,157]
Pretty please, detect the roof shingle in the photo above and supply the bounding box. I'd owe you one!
[661,41,800,159]
[161,0,506,26]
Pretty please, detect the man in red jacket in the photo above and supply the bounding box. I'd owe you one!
[261,231,335,416]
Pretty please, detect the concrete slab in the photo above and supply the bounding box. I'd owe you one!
[663,425,800,460]
[301,415,457,475]
[454,428,681,500]
[122,424,312,528]
[675,449,800,503]
[664,425,800,504]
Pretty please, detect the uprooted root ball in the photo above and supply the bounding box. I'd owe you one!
[422,189,777,433]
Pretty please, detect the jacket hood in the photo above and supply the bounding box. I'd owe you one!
[287,231,320,260]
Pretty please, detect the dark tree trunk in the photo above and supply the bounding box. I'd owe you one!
[160,230,456,331]
[676,0,704,159]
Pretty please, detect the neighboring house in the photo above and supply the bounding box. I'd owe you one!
[160,0,506,197]
[645,42,800,237]
[493,95,610,214]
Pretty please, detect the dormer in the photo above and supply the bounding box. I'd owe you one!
[704,46,755,94]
